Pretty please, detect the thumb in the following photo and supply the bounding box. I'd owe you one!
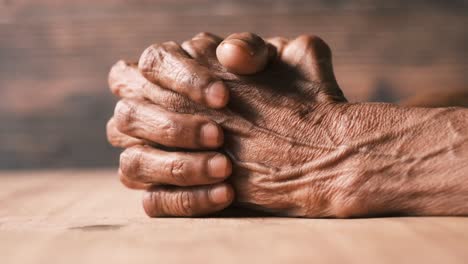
[216,32,272,75]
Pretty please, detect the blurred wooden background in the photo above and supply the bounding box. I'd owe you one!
[1,0,467,169]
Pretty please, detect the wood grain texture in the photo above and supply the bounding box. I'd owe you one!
[1,0,467,169]
[1,169,468,264]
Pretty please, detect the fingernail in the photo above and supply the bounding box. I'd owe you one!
[206,81,228,108]
[218,36,268,75]
[224,39,256,56]
[208,154,231,178]
[200,122,221,148]
[209,185,231,204]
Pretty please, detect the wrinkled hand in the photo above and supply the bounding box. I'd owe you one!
[107,32,352,217]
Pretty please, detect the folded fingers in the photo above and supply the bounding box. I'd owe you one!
[106,117,144,148]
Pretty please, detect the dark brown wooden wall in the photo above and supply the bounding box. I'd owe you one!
[1,0,467,169]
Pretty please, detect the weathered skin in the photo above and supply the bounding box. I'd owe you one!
[107,32,468,217]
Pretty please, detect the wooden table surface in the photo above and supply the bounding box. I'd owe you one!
[1,169,467,264]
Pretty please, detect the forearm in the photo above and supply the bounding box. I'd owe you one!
[336,103,468,216]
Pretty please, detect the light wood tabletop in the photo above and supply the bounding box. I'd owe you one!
[1,169,467,264]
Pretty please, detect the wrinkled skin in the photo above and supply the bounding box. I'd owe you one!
[110,33,354,216]
[108,32,468,218]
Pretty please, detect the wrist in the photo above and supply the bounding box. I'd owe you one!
[329,103,468,217]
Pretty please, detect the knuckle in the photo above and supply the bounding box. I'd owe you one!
[296,34,331,58]
[143,191,163,217]
[138,44,160,76]
[175,191,194,216]
[159,119,183,144]
[144,189,195,217]
[139,42,179,80]
[181,40,197,57]
[107,117,143,148]
[108,60,125,95]
[181,40,193,48]
[172,67,206,99]
[167,158,189,185]
[119,172,133,188]
[119,169,144,190]
[119,145,144,180]
[114,100,138,133]
[106,118,118,146]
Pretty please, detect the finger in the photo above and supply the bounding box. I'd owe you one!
[139,41,229,109]
[216,32,269,75]
[142,183,234,217]
[108,60,142,99]
[181,32,222,66]
[107,117,144,148]
[119,169,151,190]
[281,35,336,83]
[265,37,289,58]
[283,35,346,102]
[119,145,231,186]
[114,99,223,149]
[108,61,202,113]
